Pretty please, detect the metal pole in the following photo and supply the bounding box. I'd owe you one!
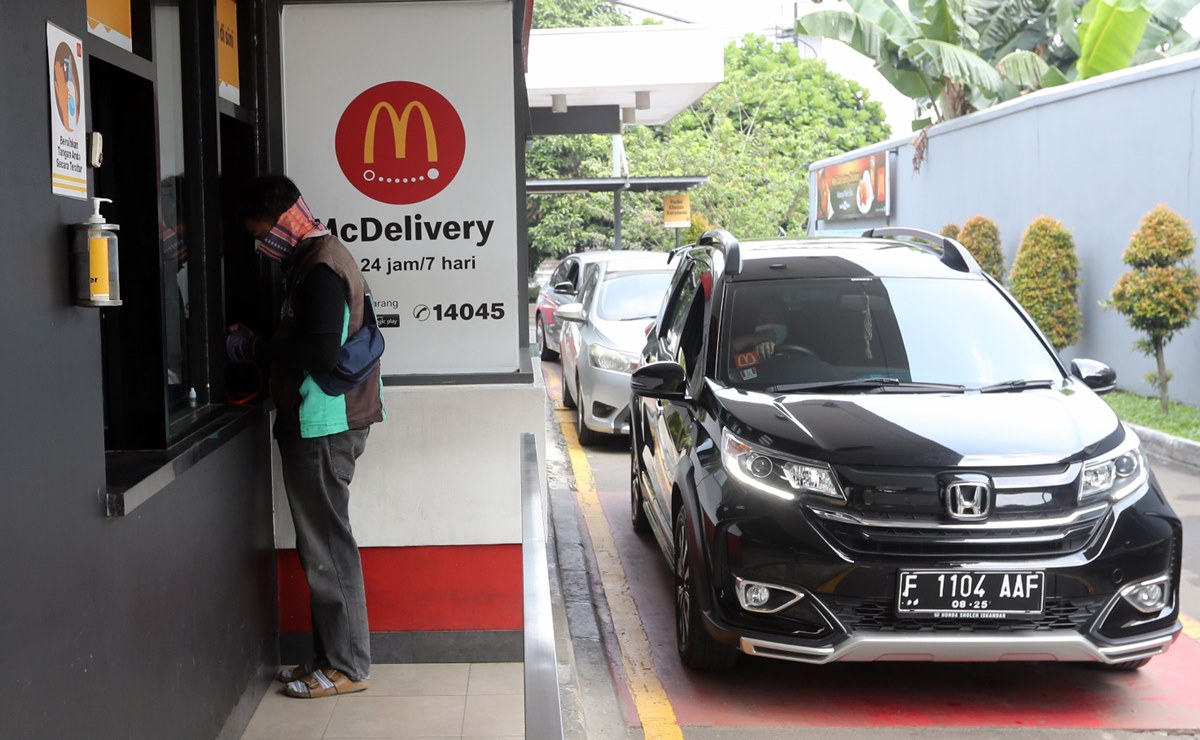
[614,189,622,250]
[675,227,680,249]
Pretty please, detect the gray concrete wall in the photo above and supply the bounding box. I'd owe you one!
[810,52,1200,407]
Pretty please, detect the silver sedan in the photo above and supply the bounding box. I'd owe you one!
[556,254,674,445]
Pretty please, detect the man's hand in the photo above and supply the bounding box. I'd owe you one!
[226,324,262,365]
[755,340,776,359]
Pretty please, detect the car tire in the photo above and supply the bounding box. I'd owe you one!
[561,368,576,409]
[575,382,600,446]
[1101,657,1153,671]
[630,440,650,535]
[536,316,558,361]
[673,506,738,671]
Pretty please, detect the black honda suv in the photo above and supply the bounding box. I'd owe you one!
[629,228,1182,671]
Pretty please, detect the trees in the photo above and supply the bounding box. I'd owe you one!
[620,36,890,247]
[1009,216,1082,350]
[1107,205,1200,413]
[527,28,892,259]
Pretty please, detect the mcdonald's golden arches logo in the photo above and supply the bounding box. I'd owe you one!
[335,81,465,205]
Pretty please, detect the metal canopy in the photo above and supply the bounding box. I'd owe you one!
[526,175,708,194]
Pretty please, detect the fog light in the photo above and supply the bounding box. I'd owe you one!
[1120,576,1170,613]
[744,584,770,608]
[735,578,804,614]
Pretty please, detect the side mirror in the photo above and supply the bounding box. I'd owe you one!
[631,361,689,400]
[555,302,585,323]
[553,281,576,295]
[1070,358,1116,394]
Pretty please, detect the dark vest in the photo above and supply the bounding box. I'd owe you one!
[272,235,384,439]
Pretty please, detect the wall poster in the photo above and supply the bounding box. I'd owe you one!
[47,23,88,200]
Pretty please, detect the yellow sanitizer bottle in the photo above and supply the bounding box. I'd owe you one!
[73,197,122,307]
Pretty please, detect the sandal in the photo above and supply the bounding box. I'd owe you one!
[283,668,369,699]
[276,660,324,683]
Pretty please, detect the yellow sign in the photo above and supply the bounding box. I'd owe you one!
[364,101,438,164]
[89,237,110,299]
[217,0,241,105]
[87,0,132,51]
[663,194,691,228]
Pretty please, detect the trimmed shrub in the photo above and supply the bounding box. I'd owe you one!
[940,223,960,240]
[957,215,1005,282]
[1107,205,1200,413]
[1009,216,1082,350]
[683,212,714,245]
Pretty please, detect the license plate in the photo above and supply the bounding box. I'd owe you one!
[896,571,1045,617]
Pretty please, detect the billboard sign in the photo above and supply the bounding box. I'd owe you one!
[282,1,518,375]
[813,152,889,222]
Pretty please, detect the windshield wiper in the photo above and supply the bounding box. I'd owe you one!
[768,378,967,394]
[977,378,1057,394]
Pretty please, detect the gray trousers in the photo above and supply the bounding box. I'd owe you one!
[277,428,371,681]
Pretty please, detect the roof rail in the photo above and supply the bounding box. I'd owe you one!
[861,227,979,274]
[698,229,742,275]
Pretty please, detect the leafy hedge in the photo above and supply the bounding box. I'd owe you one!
[1009,216,1082,350]
[958,215,1005,282]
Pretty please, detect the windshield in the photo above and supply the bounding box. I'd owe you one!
[718,276,1063,391]
[595,271,674,321]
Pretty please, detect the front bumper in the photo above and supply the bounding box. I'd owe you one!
[735,619,1180,665]
[578,363,634,435]
[692,471,1183,666]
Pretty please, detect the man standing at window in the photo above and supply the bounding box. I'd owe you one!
[227,175,384,699]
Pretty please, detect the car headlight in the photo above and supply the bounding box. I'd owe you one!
[1080,427,1148,503]
[721,429,844,501]
[589,344,639,373]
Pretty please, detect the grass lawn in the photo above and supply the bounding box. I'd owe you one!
[1103,391,1200,444]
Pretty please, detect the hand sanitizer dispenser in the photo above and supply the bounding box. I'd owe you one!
[72,197,122,307]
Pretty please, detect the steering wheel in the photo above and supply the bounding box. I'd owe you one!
[772,343,818,359]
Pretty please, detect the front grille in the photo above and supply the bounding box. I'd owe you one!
[812,512,1108,558]
[826,595,1108,633]
[811,462,1112,558]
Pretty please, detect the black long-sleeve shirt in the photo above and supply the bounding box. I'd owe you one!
[263,264,345,372]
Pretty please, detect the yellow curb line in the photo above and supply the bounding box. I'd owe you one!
[1180,613,1200,642]
[558,408,683,740]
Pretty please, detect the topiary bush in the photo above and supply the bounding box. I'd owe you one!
[940,223,960,240]
[1106,204,1200,414]
[957,215,1005,282]
[1009,216,1082,350]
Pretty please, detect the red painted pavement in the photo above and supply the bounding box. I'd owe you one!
[278,544,522,632]
[595,482,1200,730]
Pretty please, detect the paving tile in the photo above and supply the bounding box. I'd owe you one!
[363,663,471,697]
[324,694,465,738]
[467,662,524,695]
[238,686,336,739]
[461,693,525,737]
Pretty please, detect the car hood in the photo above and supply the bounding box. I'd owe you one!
[588,316,654,356]
[714,384,1122,467]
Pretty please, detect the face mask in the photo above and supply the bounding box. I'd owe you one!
[755,323,787,344]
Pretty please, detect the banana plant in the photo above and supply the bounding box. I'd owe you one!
[796,0,1199,126]
[796,0,1005,126]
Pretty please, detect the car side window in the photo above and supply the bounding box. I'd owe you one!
[549,260,569,289]
[676,260,711,377]
[662,274,697,359]
[566,260,581,289]
[578,264,601,309]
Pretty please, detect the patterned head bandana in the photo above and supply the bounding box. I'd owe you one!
[256,195,330,263]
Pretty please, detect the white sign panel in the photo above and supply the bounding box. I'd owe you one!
[282,1,519,375]
[47,23,88,199]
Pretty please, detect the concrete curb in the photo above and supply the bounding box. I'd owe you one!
[1128,423,1200,470]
